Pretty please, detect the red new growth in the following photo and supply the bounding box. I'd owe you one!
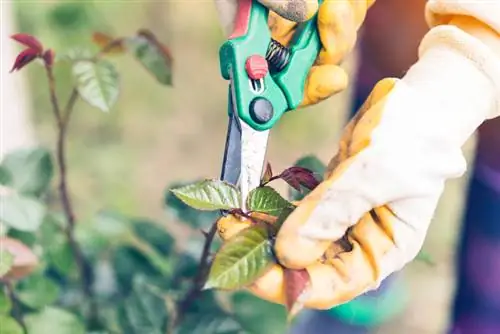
[43,49,55,67]
[10,33,45,72]
[10,33,44,53]
[10,48,39,73]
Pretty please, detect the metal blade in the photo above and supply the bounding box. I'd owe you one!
[221,67,270,211]
[240,122,269,211]
[220,86,242,187]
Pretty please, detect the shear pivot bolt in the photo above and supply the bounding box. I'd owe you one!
[245,55,268,80]
[250,97,273,124]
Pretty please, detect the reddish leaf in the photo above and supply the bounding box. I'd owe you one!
[92,32,125,54]
[42,49,55,67]
[261,162,273,184]
[283,268,311,319]
[10,33,43,53]
[280,166,320,192]
[10,48,39,73]
[137,29,173,64]
[0,237,38,281]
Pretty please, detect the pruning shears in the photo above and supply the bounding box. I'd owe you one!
[219,0,321,210]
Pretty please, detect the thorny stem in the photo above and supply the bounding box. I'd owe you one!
[5,281,27,334]
[44,65,97,322]
[175,222,218,326]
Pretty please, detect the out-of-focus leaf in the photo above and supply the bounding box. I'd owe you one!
[0,237,38,280]
[231,291,287,334]
[131,219,174,256]
[170,180,241,211]
[0,289,12,314]
[125,30,173,85]
[72,60,119,112]
[7,229,36,248]
[48,2,91,30]
[164,182,219,228]
[39,216,75,277]
[288,155,326,201]
[0,166,12,186]
[283,268,311,319]
[0,249,14,278]
[112,246,162,292]
[176,309,243,334]
[92,32,125,54]
[119,275,168,334]
[16,273,60,309]
[57,47,93,63]
[1,147,53,196]
[0,315,24,334]
[204,225,274,290]
[0,194,46,232]
[25,307,85,334]
[247,186,294,217]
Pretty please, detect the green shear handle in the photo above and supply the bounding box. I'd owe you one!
[219,0,321,131]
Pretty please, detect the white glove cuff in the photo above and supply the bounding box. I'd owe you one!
[417,25,500,120]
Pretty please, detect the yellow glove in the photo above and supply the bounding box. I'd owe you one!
[214,0,376,107]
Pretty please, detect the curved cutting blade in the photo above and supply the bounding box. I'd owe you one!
[220,70,269,211]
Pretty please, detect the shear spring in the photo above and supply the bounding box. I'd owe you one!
[266,39,290,73]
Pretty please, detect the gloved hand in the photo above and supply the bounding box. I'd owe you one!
[214,0,376,107]
[218,2,500,309]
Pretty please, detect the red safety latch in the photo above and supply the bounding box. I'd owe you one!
[245,55,268,80]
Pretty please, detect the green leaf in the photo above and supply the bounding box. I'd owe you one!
[0,289,12,314]
[175,311,243,334]
[0,194,46,232]
[1,147,53,196]
[16,273,60,309]
[170,180,241,211]
[0,249,14,277]
[289,155,326,201]
[164,181,219,228]
[0,166,12,186]
[112,246,163,292]
[125,34,172,85]
[72,60,119,112]
[204,225,274,290]
[120,276,168,334]
[131,219,174,256]
[247,186,294,217]
[25,307,85,334]
[0,315,24,334]
[40,218,75,276]
[231,291,287,334]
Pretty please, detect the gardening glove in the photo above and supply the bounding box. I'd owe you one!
[267,1,500,309]
[214,0,376,107]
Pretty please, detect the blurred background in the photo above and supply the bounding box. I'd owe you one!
[2,0,478,333]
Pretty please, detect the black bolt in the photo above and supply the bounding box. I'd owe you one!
[249,97,274,124]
